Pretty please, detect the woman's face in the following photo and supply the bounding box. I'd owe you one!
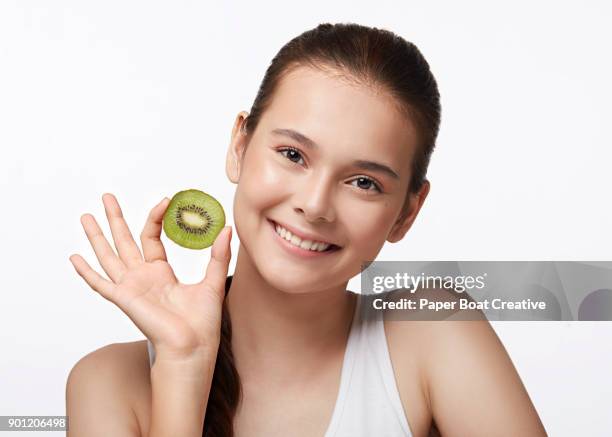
[227,66,428,294]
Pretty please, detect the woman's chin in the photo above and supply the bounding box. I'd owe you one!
[257,264,328,294]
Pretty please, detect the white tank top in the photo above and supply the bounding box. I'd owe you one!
[146,280,413,437]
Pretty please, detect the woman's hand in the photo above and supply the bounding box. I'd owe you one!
[69,193,232,362]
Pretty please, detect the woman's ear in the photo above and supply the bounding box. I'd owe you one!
[387,180,430,243]
[226,111,250,184]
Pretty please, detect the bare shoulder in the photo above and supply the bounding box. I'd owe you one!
[383,288,547,436]
[66,340,152,437]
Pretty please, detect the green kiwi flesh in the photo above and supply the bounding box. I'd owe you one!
[163,189,225,250]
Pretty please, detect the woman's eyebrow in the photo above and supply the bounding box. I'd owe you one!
[272,128,318,149]
[271,128,400,180]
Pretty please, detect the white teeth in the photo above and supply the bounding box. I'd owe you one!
[299,240,312,250]
[317,243,331,251]
[273,222,332,252]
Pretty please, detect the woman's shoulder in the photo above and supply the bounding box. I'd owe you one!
[381,288,545,436]
[380,286,490,387]
[66,340,151,436]
[380,286,493,378]
[68,339,150,384]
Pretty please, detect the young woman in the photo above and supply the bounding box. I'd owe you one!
[66,23,547,437]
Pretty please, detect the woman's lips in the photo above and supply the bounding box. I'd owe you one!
[268,219,341,258]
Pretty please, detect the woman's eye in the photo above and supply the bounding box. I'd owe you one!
[278,147,305,165]
[350,177,382,193]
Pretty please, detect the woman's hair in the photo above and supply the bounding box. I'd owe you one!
[203,22,441,436]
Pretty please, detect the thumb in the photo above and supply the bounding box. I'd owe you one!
[201,226,232,295]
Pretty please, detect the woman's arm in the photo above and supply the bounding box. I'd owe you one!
[422,318,548,436]
[148,351,217,437]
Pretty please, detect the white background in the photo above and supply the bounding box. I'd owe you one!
[1,1,611,436]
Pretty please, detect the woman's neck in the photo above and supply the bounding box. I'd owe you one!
[226,244,357,380]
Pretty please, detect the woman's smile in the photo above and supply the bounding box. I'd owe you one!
[267,218,342,258]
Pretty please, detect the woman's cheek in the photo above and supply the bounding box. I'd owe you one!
[259,159,289,189]
[344,205,390,253]
[234,156,289,227]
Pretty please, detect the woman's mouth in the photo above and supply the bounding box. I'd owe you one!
[267,219,341,257]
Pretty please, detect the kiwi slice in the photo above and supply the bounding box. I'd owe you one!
[162,189,226,250]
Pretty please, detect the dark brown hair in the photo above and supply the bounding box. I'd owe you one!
[203,22,441,436]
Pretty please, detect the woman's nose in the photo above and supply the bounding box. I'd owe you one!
[292,174,337,223]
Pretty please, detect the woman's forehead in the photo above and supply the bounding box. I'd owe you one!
[260,66,418,170]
